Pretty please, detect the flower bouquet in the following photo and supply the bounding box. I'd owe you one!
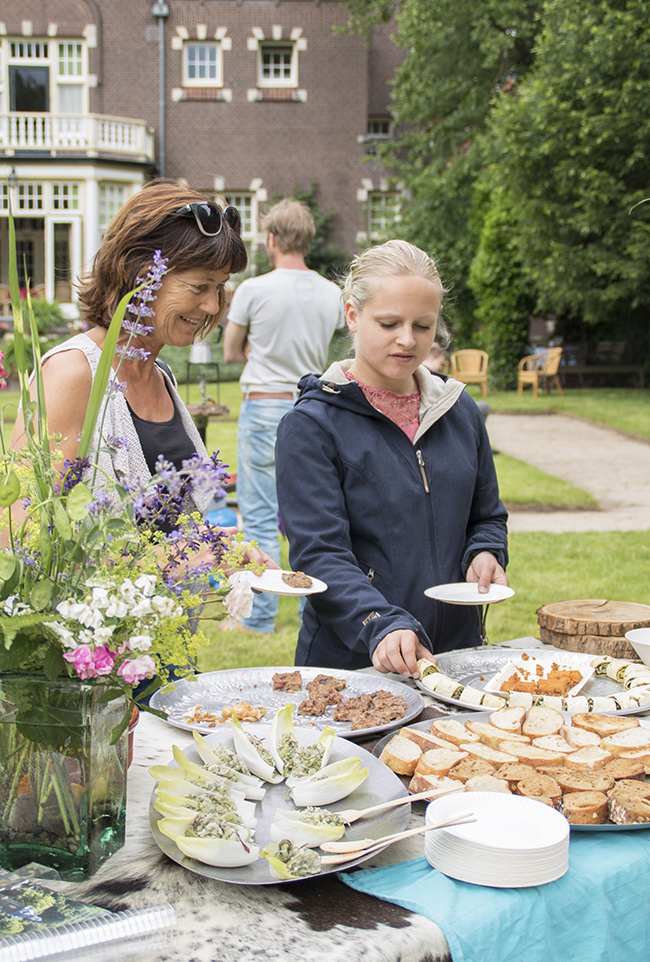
[0,211,255,879]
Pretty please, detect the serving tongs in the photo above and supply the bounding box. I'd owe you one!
[335,786,465,824]
[319,812,476,865]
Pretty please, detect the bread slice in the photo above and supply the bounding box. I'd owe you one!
[415,748,467,777]
[488,706,526,734]
[465,774,511,794]
[430,718,480,745]
[516,774,562,808]
[563,791,609,824]
[464,721,531,751]
[521,706,564,738]
[555,770,615,793]
[447,756,496,782]
[564,745,612,771]
[379,734,422,775]
[497,741,565,768]
[607,778,650,799]
[531,735,577,755]
[497,762,539,786]
[601,728,650,755]
[609,794,650,824]
[408,772,464,796]
[559,724,601,749]
[601,757,645,781]
[620,749,650,765]
[464,742,520,767]
[571,712,640,738]
[401,728,459,753]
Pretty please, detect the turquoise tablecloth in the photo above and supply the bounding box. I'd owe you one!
[340,832,650,962]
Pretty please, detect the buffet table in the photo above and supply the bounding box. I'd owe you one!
[60,663,650,962]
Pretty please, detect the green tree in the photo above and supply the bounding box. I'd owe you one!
[482,0,650,333]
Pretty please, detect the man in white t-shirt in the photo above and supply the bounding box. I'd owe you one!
[224,199,345,633]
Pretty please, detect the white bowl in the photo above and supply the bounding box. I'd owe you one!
[626,628,650,667]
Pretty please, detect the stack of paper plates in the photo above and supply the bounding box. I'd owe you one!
[425,792,570,888]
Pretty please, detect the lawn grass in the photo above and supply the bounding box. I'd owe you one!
[494,452,596,509]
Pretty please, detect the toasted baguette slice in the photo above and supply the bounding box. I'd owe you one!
[379,735,422,775]
[447,756,496,782]
[560,724,601,749]
[601,728,650,755]
[601,757,645,781]
[408,772,464,796]
[430,718,480,745]
[522,706,564,738]
[465,774,511,794]
[497,762,539,786]
[464,721,531,751]
[497,741,565,768]
[571,712,640,738]
[620,749,650,765]
[609,794,650,824]
[531,735,577,755]
[401,728,459,753]
[516,774,562,808]
[564,745,612,771]
[488,706,526,734]
[555,770,614,793]
[415,748,467,777]
[607,779,650,799]
[563,791,609,824]
[465,743,520,767]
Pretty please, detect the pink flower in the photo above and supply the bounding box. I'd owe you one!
[224,573,254,628]
[63,644,115,679]
[118,655,157,686]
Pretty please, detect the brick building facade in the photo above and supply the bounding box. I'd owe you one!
[0,0,401,311]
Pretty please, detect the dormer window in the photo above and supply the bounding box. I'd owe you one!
[259,43,297,86]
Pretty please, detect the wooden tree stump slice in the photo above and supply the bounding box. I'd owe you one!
[537,600,650,660]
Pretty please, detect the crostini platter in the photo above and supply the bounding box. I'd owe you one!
[373,712,650,831]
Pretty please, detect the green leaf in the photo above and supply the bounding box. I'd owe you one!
[30,579,53,611]
[0,553,17,581]
[52,499,72,540]
[66,482,92,521]
[0,633,33,667]
[43,644,66,680]
[39,526,52,567]
[0,470,20,506]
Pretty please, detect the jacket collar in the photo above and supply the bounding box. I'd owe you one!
[319,359,465,440]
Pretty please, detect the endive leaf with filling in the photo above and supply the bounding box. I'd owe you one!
[269,806,347,847]
[158,815,259,867]
[261,839,321,879]
[230,716,284,783]
[172,744,267,799]
[289,757,369,807]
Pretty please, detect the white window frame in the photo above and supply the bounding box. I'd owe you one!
[5,37,88,115]
[98,183,127,233]
[183,41,223,88]
[368,191,400,240]
[51,182,80,211]
[258,42,297,87]
[223,192,257,240]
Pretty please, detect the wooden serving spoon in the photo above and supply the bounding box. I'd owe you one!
[319,812,476,863]
[335,786,465,824]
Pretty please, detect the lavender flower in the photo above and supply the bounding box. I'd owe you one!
[105,433,130,452]
[115,345,151,362]
[60,456,91,493]
[122,317,155,336]
[106,378,127,398]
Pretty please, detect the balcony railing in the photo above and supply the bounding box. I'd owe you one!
[0,113,155,162]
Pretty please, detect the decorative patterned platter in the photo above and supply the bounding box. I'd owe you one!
[416,647,649,716]
[372,712,650,831]
[150,666,423,740]
[150,725,410,884]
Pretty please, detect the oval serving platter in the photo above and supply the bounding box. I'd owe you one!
[372,712,650,832]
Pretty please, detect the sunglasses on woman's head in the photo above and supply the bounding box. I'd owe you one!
[176,201,242,237]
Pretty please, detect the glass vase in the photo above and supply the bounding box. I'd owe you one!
[0,673,128,881]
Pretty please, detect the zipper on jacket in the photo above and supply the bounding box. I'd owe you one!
[416,450,430,493]
[367,568,375,584]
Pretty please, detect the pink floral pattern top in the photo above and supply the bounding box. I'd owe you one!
[344,371,420,441]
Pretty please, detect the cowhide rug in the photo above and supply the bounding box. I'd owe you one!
[65,713,452,962]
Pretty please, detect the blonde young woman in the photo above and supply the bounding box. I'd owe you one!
[275,240,508,678]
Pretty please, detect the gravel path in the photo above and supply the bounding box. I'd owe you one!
[486,412,650,533]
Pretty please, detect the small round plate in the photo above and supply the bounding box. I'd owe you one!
[243,569,328,596]
[424,583,515,605]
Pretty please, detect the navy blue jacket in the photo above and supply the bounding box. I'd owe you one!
[275,365,508,670]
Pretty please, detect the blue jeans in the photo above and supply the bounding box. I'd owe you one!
[237,396,295,632]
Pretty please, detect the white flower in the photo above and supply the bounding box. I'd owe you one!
[76,605,105,629]
[130,597,153,618]
[94,625,116,643]
[151,595,178,617]
[4,596,33,616]
[57,599,89,621]
[119,579,137,603]
[44,621,78,649]
[135,574,157,597]
[224,573,254,627]
[128,633,153,651]
[105,594,129,618]
[78,629,94,645]
[90,587,111,609]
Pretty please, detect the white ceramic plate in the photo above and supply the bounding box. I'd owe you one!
[484,651,595,697]
[424,583,515,605]
[243,568,328,596]
[149,725,410,885]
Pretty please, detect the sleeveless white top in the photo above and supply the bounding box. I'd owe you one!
[41,334,212,516]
